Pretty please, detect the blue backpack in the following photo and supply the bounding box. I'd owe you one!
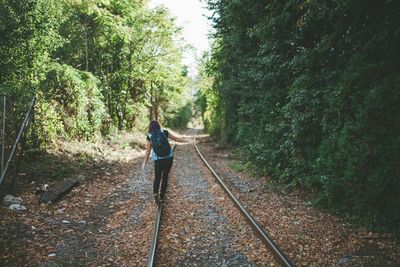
[149,129,171,157]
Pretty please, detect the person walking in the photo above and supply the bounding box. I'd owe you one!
[142,120,187,204]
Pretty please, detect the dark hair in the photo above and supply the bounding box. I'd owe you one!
[148,120,161,133]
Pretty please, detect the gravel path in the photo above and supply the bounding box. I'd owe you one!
[155,138,275,266]
[41,159,157,266]
[0,131,277,266]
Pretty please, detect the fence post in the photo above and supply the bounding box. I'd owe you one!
[0,96,36,186]
[1,95,5,174]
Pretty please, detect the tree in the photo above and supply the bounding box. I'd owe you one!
[201,0,400,234]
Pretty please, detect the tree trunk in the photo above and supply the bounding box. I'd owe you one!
[149,81,154,120]
[154,96,159,121]
[84,20,89,71]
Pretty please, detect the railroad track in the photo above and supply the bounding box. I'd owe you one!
[146,129,294,267]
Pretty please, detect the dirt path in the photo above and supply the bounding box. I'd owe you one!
[0,157,158,266]
[0,132,158,266]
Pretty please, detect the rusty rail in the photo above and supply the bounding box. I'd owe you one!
[146,144,176,267]
[147,203,163,267]
[193,131,295,267]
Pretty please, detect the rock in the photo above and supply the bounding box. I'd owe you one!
[338,256,352,265]
[3,194,23,206]
[77,174,86,181]
[9,203,27,211]
[35,184,49,198]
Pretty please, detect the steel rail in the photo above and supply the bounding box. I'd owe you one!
[193,131,295,267]
[0,96,36,185]
[146,144,177,267]
[147,203,163,267]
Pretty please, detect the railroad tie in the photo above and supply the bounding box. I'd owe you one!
[38,177,79,204]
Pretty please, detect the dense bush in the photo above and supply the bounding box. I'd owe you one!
[37,63,107,142]
[165,102,193,129]
[201,0,400,233]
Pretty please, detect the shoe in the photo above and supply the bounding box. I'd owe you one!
[153,193,160,205]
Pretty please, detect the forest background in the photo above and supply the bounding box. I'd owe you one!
[1,0,399,236]
[0,0,192,145]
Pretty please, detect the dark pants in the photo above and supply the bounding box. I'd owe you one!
[154,157,173,199]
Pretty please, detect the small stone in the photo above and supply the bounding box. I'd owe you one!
[3,194,23,206]
[9,204,26,211]
[57,208,64,213]
[338,256,351,265]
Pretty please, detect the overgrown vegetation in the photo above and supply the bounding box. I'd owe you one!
[197,0,400,234]
[0,0,192,145]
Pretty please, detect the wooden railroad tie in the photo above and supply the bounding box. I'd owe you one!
[38,177,79,204]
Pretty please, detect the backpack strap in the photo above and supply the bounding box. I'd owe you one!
[163,129,169,139]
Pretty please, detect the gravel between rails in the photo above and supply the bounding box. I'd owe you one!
[155,139,277,266]
[156,141,278,266]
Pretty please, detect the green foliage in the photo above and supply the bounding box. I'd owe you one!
[201,0,400,234]
[164,67,193,128]
[166,101,193,129]
[1,0,190,145]
[229,161,245,172]
[37,63,107,142]
[194,52,221,137]
[0,0,63,100]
